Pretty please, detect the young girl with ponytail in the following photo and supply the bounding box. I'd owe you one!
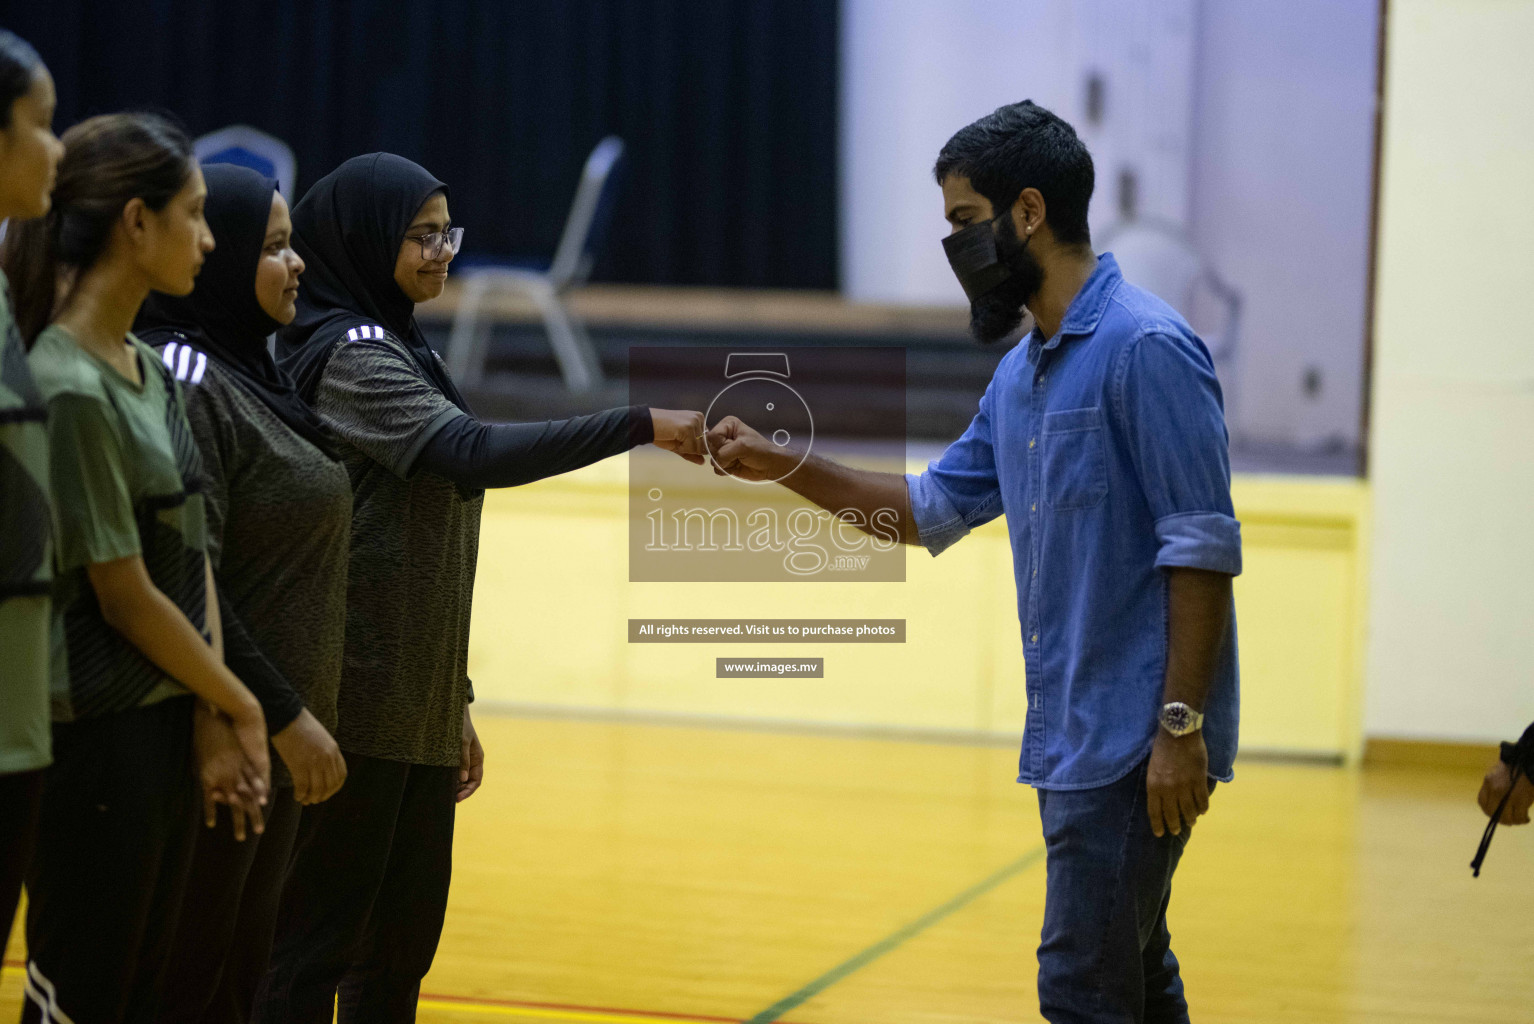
[1,112,270,1024]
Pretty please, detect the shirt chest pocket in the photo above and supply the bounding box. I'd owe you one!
[1042,407,1108,511]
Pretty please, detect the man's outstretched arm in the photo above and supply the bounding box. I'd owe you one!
[708,415,918,545]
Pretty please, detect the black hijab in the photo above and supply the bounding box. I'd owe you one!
[136,163,337,457]
[277,152,469,412]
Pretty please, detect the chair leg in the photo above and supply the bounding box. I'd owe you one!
[466,313,492,389]
[564,306,604,391]
[531,286,603,393]
[446,276,489,384]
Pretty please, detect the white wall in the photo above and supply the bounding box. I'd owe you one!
[1365,0,1534,742]
[839,0,1378,453]
[839,0,1073,306]
[1189,0,1377,448]
[839,0,1197,305]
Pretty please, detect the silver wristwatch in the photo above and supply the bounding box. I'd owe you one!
[1159,702,1204,737]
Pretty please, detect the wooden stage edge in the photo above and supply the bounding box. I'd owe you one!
[1363,737,1501,771]
[417,282,973,336]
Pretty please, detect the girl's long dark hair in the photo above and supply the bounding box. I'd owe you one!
[0,112,194,345]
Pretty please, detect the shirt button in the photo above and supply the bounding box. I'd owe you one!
[1031,633,1039,643]
[1031,503,1037,512]
[1029,438,1036,449]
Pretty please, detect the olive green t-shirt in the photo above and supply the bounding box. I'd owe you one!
[0,275,52,771]
[28,326,208,721]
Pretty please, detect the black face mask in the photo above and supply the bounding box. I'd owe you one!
[943,211,1042,345]
[942,211,1019,302]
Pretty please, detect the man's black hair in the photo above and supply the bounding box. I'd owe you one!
[933,100,1094,247]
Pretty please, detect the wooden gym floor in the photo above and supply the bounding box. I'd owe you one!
[6,712,1533,1022]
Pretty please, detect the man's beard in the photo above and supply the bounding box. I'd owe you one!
[968,216,1044,345]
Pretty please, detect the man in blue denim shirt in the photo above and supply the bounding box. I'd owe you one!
[710,100,1240,1023]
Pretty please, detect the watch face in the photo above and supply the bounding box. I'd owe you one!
[1163,704,1193,733]
[705,375,814,485]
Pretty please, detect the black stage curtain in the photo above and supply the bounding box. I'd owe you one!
[1,0,839,288]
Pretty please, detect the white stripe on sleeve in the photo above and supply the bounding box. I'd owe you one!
[161,342,179,371]
[177,345,192,381]
[190,352,208,385]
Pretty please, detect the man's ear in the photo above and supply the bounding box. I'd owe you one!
[1011,187,1046,238]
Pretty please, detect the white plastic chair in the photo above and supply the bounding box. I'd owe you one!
[1099,220,1241,374]
[193,125,297,200]
[446,136,625,393]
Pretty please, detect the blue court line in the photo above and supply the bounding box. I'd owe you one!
[744,844,1047,1023]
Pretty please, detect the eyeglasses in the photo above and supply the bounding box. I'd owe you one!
[404,226,464,261]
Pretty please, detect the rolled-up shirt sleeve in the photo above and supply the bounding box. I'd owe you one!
[904,376,1005,557]
[1115,331,1242,576]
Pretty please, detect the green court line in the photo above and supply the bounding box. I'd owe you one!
[744,845,1047,1024]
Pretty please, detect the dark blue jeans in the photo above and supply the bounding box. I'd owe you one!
[1036,758,1210,1024]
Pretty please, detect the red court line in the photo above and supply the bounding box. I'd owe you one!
[4,959,819,1024]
